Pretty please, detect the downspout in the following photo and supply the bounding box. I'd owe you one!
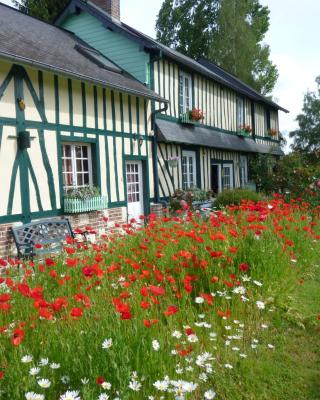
[151,102,169,205]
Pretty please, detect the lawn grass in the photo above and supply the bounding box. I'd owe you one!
[0,198,319,399]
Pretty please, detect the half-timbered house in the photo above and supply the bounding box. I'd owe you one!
[0,3,167,255]
[57,0,288,200]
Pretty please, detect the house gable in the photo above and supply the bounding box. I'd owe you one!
[60,10,150,85]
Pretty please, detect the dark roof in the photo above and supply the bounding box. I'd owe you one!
[156,118,284,156]
[56,0,288,113]
[0,3,167,103]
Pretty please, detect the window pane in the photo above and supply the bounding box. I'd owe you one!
[77,173,84,186]
[83,159,89,172]
[82,146,88,158]
[63,173,73,187]
[75,146,82,158]
[83,173,90,185]
[76,159,83,173]
[63,145,71,157]
[63,159,72,173]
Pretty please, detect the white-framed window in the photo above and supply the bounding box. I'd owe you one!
[239,155,248,186]
[237,97,245,128]
[179,72,192,115]
[182,150,196,190]
[62,143,93,190]
[222,163,234,190]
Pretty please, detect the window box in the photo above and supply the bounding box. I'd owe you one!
[167,158,179,168]
[237,130,251,138]
[64,196,108,214]
[180,112,199,125]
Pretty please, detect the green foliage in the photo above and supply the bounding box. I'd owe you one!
[64,185,101,200]
[1,200,319,399]
[169,187,213,211]
[249,152,320,207]
[290,76,320,154]
[156,0,219,61]
[214,188,263,208]
[249,152,278,194]
[13,0,68,22]
[156,0,278,95]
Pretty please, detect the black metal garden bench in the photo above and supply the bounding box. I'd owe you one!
[11,218,75,258]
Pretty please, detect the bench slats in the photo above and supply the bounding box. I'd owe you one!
[11,218,74,258]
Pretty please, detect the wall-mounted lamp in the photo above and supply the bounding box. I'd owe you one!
[134,134,144,147]
[17,98,26,111]
[18,131,31,150]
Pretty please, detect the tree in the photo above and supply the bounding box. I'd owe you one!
[156,0,278,95]
[290,76,320,155]
[13,0,68,22]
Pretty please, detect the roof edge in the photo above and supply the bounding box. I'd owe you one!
[0,50,168,103]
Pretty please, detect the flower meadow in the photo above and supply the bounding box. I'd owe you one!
[0,197,319,399]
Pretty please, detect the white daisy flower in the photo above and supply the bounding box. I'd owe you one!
[256,301,265,310]
[204,389,216,399]
[101,381,111,390]
[50,363,60,369]
[21,355,33,363]
[187,334,198,343]
[199,372,208,382]
[102,338,113,349]
[172,330,182,339]
[253,280,263,287]
[38,358,49,366]
[224,364,233,369]
[261,324,268,329]
[268,344,275,349]
[128,380,142,391]
[198,313,205,319]
[195,297,204,304]
[37,378,51,388]
[81,377,89,385]
[25,393,44,400]
[29,367,40,376]
[153,380,169,391]
[98,394,109,400]
[152,339,160,351]
[60,390,81,400]
[239,353,247,358]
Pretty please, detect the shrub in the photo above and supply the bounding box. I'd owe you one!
[64,185,101,200]
[214,188,263,208]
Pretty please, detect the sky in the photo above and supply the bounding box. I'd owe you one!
[1,0,319,152]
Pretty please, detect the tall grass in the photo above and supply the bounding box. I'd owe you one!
[0,198,319,399]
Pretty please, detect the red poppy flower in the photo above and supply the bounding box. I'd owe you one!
[164,305,179,316]
[70,307,83,318]
[11,328,25,346]
[96,376,105,385]
[149,286,165,296]
[239,263,250,272]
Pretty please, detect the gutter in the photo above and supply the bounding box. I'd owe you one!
[0,50,168,104]
[151,102,169,204]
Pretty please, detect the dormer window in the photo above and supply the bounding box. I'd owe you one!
[179,72,192,115]
[236,97,245,129]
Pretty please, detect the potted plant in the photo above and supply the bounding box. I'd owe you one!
[180,108,205,124]
[238,125,252,137]
[167,156,179,168]
[268,128,278,137]
[64,186,108,213]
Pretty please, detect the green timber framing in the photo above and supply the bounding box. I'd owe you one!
[55,0,287,202]
[0,61,158,225]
